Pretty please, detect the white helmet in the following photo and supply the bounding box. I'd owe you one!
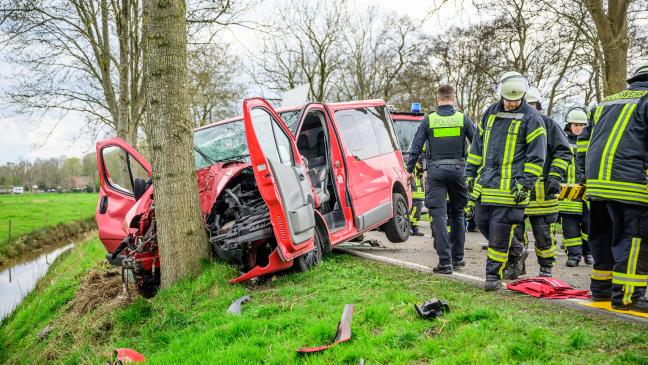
[565,107,589,125]
[497,71,529,101]
[525,86,543,105]
[628,61,648,83]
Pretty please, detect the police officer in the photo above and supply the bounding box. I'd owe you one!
[504,86,572,279]
[558,107,592,267]
[407,84,475,274]
[409,157,425,236]
[465,71,547,291]
[584,62,648,312]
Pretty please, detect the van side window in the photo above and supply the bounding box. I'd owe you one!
[102,146,150,195]
[251,108,293,166]
[335,106,397,160]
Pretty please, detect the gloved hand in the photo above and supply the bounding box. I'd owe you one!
[512,182,530,203]
[465,176,475,191]
[465,199,476,220]
[545,176,562,197]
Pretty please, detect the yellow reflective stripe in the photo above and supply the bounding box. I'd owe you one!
[591,269,612,281]
[581,233,589,241]
[598,104,635,180]
[535,246,557,258]
[612,272,648,286]
[588,179,647,192]
[497,224,517,278]
[551,158,569,171]
[624,237,642,304]
[526,127,546,143]
[605,104,636,181]
[559,200,583,213]
[586,179,648,203]
[500,120,522,190]
[488,247,508,262]
[563,237,582,247]
[549,171,562,179]
[467,153,482,166]
[593,105,604,124]
[526,206,560,215]
[524,162,543,177]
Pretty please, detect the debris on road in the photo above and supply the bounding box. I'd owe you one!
[297,304,354,353]
[227,295,251,315]
[506,277,590,299]
[415,298,450,319]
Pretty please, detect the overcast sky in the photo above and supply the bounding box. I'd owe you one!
[0,0,479,164]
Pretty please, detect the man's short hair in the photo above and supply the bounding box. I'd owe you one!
[437,85,454,101]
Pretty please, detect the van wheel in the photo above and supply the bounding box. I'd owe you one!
[295,225,324,272]
[383,193,410,243]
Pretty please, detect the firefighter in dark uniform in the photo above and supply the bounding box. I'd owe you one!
[409,157,425,236]
[504,86,572,279]
[559,107,592,267]
[465,71,547,291]
[407,84,475,274]
[584,62,648,312]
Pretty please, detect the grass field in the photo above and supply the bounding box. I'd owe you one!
[1,238,647,365]
[0,193,97,244]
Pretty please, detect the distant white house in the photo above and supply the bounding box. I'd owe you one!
[12,186,24,194]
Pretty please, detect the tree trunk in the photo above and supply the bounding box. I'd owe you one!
[144,0,208,288]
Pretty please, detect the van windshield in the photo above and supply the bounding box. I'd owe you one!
[393,119,420,152]
[194,120,250,169]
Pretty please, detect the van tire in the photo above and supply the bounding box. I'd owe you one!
[295,224,324,272]
[383,193,410,243]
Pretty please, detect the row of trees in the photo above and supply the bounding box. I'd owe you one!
[0,154,98,191]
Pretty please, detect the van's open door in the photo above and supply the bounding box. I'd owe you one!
[96,138,152,253]
[242,97,316,261]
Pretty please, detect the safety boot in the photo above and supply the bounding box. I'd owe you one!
[566,258,579,267]
[411,226,424,237]
[484,276,501,291]
[432,264,453,274]
[539,266,552,277]
[612,297,648,313]
[503,261,522,280]
[583,255,594,265]
[452,260,465,270]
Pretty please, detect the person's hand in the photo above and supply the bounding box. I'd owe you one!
[512,182,530,203]
[545,176,562,197]
[465,176,475,191]
[465,199,476,220]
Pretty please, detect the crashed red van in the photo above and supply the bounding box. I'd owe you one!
[96,97,412,295]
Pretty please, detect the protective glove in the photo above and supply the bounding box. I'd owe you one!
[465,176,475,191]
[545,176,562,197]
[465,199,476,220]
[512,182,530,204]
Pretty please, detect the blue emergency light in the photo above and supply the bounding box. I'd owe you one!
[411,102,422,113]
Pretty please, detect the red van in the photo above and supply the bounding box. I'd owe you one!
[96,98,411,295]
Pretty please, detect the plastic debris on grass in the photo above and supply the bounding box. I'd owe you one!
[297,304,354,353]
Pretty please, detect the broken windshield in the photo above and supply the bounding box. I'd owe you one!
[194,120,250,169]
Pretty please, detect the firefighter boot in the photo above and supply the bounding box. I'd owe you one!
[566,258,579,267]
[539,266,552,277]
[584,255,594,265]
[484,276,501,291]
[411,226,424,237]
[503,261,522,280]
[612,297,648,313]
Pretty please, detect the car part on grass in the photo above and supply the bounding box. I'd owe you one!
[415,298,450,319]
[227,295,251,315]
[107,348,146,364]
[506,277,591,299]
[297,304,354,353]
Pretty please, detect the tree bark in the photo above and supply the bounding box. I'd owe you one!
[144,0,208,288]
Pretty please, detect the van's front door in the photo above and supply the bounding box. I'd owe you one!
[96,138,152,253]
[243,97,316,261]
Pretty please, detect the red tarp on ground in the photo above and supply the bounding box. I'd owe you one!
[506,277,591,299]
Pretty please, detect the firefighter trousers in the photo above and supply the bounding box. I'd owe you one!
[512,214,558,268]
[426,164,467,266]
[560,209,590,261]
[589,201,648,305]
[409,199,423,228]
[475,204,525,279]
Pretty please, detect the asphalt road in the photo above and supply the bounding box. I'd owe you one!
[348,220,594,290]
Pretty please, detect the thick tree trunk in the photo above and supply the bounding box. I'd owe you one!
[144,0,208,288]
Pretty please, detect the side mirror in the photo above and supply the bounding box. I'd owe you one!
[133,177,148,201]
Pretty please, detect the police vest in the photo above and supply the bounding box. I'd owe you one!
[427,112,466,161]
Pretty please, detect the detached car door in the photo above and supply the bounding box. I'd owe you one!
[243,97,316,260]
[96,138,152,253]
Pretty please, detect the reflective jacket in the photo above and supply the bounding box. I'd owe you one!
[406,105,475,172]
[585,81,648,205]
[465,100,547,207]
[559,133,583,215]
[525,115,571,215]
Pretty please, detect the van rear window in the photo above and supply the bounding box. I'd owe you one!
[335,106,398,160]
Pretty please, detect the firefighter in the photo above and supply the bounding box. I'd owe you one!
[584,62,648,312]
[407,84,475,274]
[504,86,572,279]
[409,157,425,236]
[465,71,547,291]
[558,107,592,267]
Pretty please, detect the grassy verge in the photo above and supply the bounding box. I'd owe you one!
[2,238,647,364]
[0,193,98,263]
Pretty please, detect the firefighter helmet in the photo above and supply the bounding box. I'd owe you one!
[563,107,589,132]
[525,86,543,106]
[627,62,648,83]
[497,71,528,101]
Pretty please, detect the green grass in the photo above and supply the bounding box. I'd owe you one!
[2,238,647,364]
[0,193,97,246]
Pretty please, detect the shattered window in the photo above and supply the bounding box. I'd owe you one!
[193,120,250,169]
[278,110,302,134]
